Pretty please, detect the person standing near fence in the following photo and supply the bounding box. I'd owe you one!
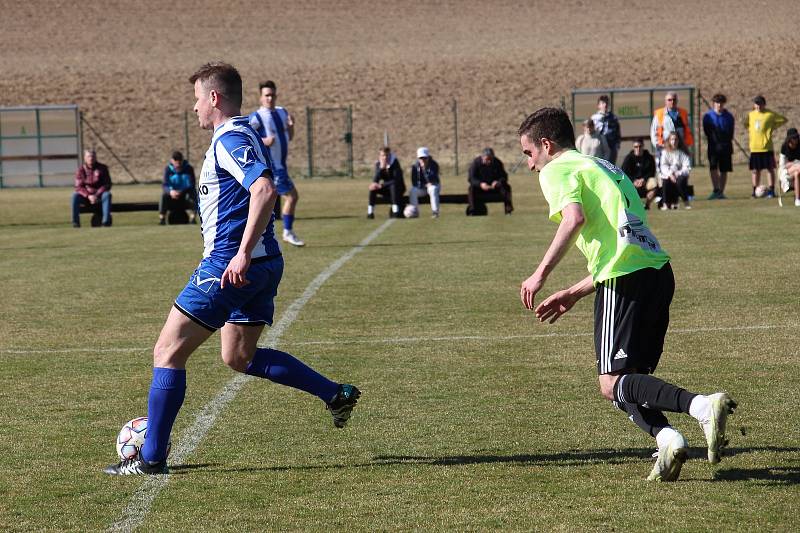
[591,95,621,165]
[702,94,734,200]
[249,80,305,246]
[650,92,693,167]
[745,95,787,199]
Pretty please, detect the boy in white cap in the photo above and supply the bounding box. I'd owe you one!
[409,147,441,218]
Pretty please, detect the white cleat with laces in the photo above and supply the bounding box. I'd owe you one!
[647,431,689,482]
[283,230,305,247]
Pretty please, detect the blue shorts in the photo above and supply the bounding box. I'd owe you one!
[272,169,295,196]
[174,254,283,331]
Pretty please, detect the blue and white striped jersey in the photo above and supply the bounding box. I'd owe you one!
[198,116,281,261]
[249,106,290,173]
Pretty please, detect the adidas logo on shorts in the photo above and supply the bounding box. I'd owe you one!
[613,349,628,360]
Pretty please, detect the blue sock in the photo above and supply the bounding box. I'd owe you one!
[246,348,338,402]
[282,213,294,231]
[140,367,186,463]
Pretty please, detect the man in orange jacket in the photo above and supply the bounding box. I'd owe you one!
[650,92,693,166]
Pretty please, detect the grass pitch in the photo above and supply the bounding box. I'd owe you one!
[1,168,799,531]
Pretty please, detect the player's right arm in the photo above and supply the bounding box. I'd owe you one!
[222,174,277,289]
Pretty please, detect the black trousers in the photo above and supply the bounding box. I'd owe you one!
[661,176,690,205]
[468,183,513,213]
[368,183,404,206]
[159,191,196,215]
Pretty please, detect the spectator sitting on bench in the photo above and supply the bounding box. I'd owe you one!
[409,147,441,218]
[621,138,658,210]
[159,150,197,225]
[72,149,112,228]
[368,146,405,219]
[467,147,512,215]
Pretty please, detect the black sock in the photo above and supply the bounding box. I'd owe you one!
[614,374,697,414]
[613,401,670,438]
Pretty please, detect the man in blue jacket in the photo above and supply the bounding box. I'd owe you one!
[702,94,735,200]
[159,151,197,224]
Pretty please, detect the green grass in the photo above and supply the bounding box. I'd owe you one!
[1,168,799,532]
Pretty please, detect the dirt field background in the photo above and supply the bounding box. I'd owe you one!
[1,0,799,181]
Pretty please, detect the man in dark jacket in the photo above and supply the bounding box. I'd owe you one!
[702,93,735,199]
[621,139,657,210]
[159,151,197,225]
[368,146,406,218]
[71,149,112,227]
[467,148,512,215]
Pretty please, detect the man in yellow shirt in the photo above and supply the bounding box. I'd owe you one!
[745,95,787,198]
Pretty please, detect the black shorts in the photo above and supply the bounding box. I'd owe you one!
[707,148,732,172]
[594,263,674,375]
[749,151,775,171]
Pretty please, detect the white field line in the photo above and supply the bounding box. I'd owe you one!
[0,323,785,355]
[108,218,394,533]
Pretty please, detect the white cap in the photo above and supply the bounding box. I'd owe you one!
[416,147,430,158]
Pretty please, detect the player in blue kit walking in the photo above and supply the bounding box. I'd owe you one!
[104,63,360,475]
[249,80,304,247]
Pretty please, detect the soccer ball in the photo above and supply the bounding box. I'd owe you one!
[403,204,419,218]
[115,417,171,460]
[754,185,770,198]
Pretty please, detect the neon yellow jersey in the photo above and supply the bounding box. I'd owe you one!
[538,150,670,283]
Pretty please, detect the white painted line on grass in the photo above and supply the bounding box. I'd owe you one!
[108,219,394,533]
[0,323,785,355]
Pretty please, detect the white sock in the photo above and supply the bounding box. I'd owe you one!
[655,426,679,448]
[689,395,711,423]
[391,204,399,213]
[367,205,374,215]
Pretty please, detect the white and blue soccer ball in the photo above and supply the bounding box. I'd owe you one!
[115,417,171,460]
[403,204,419,218]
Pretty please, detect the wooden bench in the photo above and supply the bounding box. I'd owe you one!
[373,191,505,215]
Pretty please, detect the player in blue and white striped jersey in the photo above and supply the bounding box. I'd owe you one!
[103,63,360,476]
[249,80,304,247]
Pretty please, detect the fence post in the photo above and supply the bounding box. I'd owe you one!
[346,105,353,178]
[184,110,190,164]
[306,106,313,178]
[452,98,459,176]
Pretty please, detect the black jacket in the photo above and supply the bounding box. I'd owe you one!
[468,157,507,187]
[620,150,656,181]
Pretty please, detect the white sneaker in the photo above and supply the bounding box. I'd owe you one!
[794,199,800,207]
[283,231,305,247]
[699,392,737,464]
[647,431,689,482]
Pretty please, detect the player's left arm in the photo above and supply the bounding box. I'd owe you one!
[221,173,277,289]
[535,274,594,324]
[520,202,585,310]
[285,109,294,141]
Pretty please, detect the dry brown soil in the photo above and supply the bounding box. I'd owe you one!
[1,0,799,181]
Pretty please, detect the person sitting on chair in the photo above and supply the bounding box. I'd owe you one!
[467,147,512,215]
[71,149,112,228]
[159,151,197,225]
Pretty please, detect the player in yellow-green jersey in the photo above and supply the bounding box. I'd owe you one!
[517,107,736,482]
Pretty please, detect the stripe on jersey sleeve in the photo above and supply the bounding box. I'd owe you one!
[216,131,269,190]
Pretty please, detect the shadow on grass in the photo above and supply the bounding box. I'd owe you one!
[372,448,654,467]
[183,445,800,477]
[712,466,800,485]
